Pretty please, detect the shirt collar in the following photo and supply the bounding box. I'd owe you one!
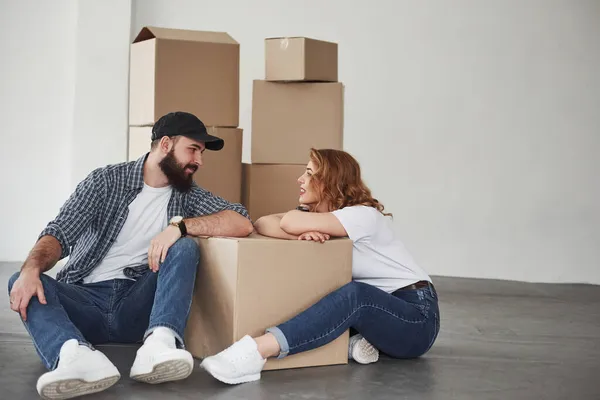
[127,153,148,190]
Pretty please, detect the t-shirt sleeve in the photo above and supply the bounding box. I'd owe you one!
[331,206,378,242]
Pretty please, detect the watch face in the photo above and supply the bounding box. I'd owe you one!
[171,216,183,224]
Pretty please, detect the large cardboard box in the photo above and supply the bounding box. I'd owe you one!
[129,26,239,127]
[185,234,352,370]
[265,37,338,82]
[128,126,243,203]
[242,163,306,220]
[251,80,343,164]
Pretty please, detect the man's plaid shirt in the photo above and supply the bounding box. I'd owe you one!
[40,154,250,284]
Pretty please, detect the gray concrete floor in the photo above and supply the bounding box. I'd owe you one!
[1,262,599,399]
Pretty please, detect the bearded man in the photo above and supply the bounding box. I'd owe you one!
[8,111,253,399]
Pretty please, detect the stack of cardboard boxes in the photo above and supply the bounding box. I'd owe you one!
[242,37,344,220]
[127,26,243,204]
[183,36,352,371]
[126,28,352,371]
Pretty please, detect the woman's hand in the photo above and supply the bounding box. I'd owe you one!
[298,231,330,243]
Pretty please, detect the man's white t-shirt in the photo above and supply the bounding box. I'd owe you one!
[331,205,431,293]
[83,183,172,284]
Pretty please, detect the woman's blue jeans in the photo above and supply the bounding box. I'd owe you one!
[267,281,440,359]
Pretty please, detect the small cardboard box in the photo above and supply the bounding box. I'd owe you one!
[242,163,306,220]
[265,37,338,82]
[251,80,344,164]
[185,234,352,370]
[129,26,239,127]
[128,126,243,203]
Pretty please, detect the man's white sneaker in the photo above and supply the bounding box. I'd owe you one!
[129,327,193,384]
[200,335,267,385]
[349,334,380,365]
[36,339,120,400]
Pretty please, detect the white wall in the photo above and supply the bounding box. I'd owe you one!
[0,0,131,261]
[134,0,600,284]
[0,0,78,261]
[70,0,132,186]
[2,1,598,284]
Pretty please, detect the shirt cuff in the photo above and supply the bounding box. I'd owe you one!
[38,224,70,259]
[227,203,251,220]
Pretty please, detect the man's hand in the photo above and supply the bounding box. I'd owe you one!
[148,225,181,272]
[298,231,330,243]
[9,270,46,321]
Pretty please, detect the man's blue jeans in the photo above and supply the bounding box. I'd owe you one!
[267,281,440,359]
[7,237,200,370]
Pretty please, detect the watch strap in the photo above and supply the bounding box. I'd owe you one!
[178,220,188,237]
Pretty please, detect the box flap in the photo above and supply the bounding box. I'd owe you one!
[266,36,305,40]
[133,26,238,45]
[266,36,337,45]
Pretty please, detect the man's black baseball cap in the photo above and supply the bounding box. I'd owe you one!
[151,111,224,151]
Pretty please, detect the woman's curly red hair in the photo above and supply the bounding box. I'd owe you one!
[309,148,391,217]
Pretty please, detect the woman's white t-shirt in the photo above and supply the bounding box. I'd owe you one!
[331,205,431,293]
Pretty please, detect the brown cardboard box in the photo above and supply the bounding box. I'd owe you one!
[251,80,343,164]
[242,163,306,220]
[185,234,352,370]
[128,126,243,203]
[265,37,338,82]
[129,26,239,127]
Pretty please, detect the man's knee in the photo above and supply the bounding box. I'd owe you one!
[9,271,56,293]
[170,237,200,263]
[8,271,20,293]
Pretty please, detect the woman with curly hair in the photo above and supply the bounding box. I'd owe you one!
[201,148,440,384]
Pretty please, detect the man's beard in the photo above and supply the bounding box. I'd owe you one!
[158,149,198,192]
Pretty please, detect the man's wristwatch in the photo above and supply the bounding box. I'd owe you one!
[169,216,187,237]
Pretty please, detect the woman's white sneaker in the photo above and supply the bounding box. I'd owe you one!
[36,339,120,400]
[349,334,380,365]
[200,335,267,385]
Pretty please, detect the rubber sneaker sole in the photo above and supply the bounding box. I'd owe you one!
[39,374,120,400]
[200,359,261,385]
[130,358,193,384]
